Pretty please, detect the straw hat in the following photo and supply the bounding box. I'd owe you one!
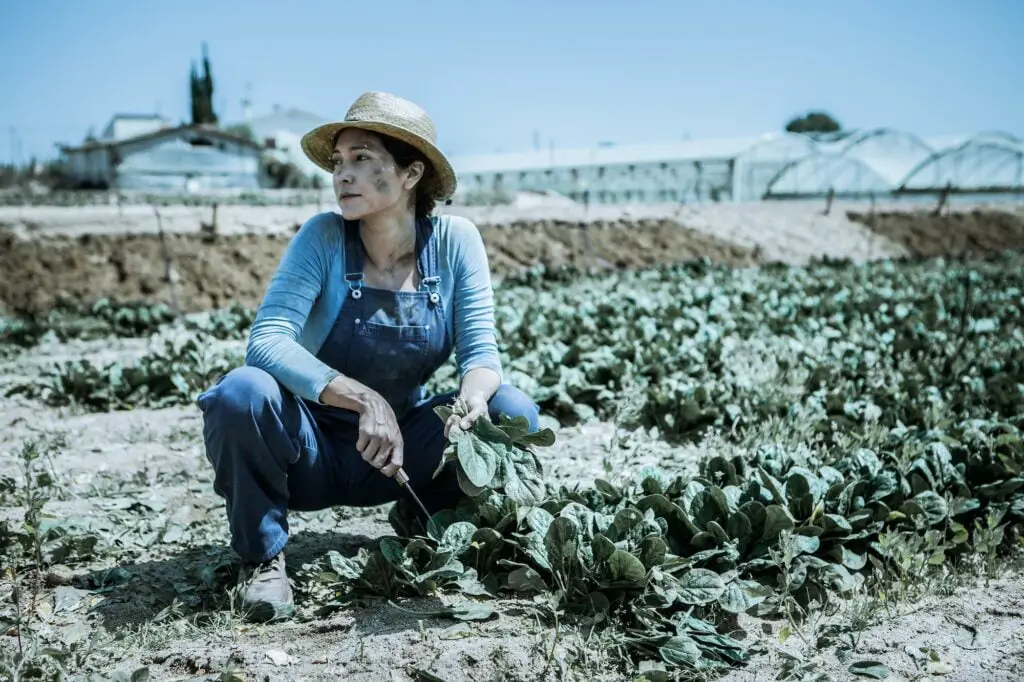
[300,91,457,200]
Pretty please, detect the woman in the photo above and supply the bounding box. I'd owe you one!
[197,91,540,622]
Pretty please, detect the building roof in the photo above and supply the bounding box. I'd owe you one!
[244,107,328,140]
[107,113,168,121]
[61,124,263,153]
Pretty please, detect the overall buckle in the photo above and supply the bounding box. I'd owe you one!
[422,275,441,304]
[345,273,364,299]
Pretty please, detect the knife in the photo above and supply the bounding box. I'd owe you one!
[395,468,432,522]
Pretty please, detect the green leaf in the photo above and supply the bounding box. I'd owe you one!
[525,507,554,535]
[639,535,668,569]
[455,432,503,488]
[784,472,812,502]
[594,479,622,501]
[757,468,787,505]
[718,580,772,613]
[506,566,547,592]
[726,511,752,550]
[496,413,532,441]
[545,516,580,574]
[659,635,701,668]
[610,507,644,540]
[606,550,648,587]
[674,568,726,604]
[738,501,767,539]
[438,522,477,557]
[848,661,889,678]
[379,538,406,567]
[911,490,948,525]
[705,456,738,486]
[503,454,546,506]
[830,545,867,570]
[450,569,493,596]
[427,510,458,542]
[761,505,795,544]
[519,428,557,447]
[822,513,853,535]
[591,534,616,562]
[821,563,859,592]
[786,533,819,556]
[449,602,497,621]
[456,465,487,497]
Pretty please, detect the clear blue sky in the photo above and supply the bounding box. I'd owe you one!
[1,0,1021,163]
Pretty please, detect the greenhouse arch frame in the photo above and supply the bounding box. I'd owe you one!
[898,139,1024,195]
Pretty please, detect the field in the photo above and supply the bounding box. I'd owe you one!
[2,201,1024,681]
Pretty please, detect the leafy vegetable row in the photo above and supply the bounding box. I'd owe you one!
[314,397,1022,675]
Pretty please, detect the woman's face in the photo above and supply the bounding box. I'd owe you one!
[330,128,423,219]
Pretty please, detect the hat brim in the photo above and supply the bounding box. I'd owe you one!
[300,121,457,200]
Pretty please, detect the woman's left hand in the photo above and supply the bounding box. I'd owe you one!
[445,393,489,438]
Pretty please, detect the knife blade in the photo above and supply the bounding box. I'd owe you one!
[395,468,432,523]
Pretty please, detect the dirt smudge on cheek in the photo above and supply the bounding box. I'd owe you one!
[370,165,394,195]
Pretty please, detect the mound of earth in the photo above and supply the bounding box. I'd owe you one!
[847,208,1024,258]
[481,218,759,276]
[0,218,759,314]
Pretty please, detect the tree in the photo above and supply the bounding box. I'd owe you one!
[189,43,218,125]
[785,111,842,135]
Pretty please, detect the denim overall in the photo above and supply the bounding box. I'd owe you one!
[198,216,540,563]
[311,215,451,426]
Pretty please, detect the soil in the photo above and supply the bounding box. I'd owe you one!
[2,334,1022,681]
[0,217,760,315]
[0,336,694,682]
[847,208,1024,259]
[0,198,919,315]
[7,201,1023,317]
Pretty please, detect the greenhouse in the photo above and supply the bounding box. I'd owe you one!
[449,127,1024,205]
[900,137,1024,194]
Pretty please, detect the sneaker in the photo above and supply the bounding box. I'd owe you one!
[238,552,294,622]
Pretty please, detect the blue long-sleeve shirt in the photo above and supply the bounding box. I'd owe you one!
[244,211,503,403]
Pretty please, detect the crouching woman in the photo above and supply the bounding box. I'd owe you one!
[196,92,539,622]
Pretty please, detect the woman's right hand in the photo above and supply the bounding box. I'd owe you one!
[356,391,404,478]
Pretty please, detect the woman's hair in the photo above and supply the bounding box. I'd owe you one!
[372,133,437,218]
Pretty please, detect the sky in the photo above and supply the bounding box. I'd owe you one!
[1,0,1022,164]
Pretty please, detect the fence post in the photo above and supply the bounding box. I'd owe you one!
[933,182,951,217]
[822,187,835,216]
[200,202,218,243]
[153,204,179,311]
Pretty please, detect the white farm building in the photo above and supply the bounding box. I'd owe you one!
[449,128,1024,205]
[59,114,265,192]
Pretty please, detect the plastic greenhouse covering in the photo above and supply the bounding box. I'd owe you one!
[901,140,1024,192]
[449,128,1023,202]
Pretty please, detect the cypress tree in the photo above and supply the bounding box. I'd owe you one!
[201,42,217,124]
[189,43,218,125]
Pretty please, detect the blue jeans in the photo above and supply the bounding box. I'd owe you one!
[197,366,540,563]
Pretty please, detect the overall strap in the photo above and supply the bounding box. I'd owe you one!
[341,216,365,300]
[417,216,442,306]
